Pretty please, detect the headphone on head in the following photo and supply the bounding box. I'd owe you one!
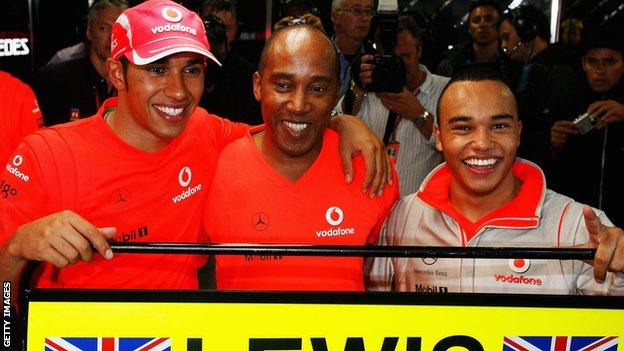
[508,5,542,42]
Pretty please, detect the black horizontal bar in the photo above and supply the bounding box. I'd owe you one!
[108,243,596,260]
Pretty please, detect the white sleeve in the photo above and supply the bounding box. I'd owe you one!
[365,219,394,291]
[569,206,624,295]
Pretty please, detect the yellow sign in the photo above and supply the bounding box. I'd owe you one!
[27,298,623,350]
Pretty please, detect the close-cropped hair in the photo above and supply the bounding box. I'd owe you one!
[468,0,502,19]
[258,24,340,81]
[581,30,624,57]
[436,66,512,123]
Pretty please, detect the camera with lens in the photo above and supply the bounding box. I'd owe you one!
[352,0,405,93]
[572,112,599,135]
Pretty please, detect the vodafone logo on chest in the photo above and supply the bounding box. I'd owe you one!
[5,155,30,182]
[178,166,192,187]
[171,166,202,204]
[492,259,543,286]
[509,258,530,273]
[325,206,343,225]
[315,206,356,238]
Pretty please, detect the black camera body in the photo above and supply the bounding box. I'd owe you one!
[366,54,406,93]
[358,0,405,93]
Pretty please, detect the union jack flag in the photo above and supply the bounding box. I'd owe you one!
[44,337,171,351]
[503,336,619,351]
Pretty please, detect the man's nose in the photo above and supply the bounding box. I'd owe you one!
[287,87,310,114]
[164,72,189,101]
[471,128,494,150]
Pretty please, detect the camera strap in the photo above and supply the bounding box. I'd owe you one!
[343,88,355,115]
[383,111,399,145]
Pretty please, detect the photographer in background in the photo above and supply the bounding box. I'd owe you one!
[273,0,326,33]
[549,33,624,227]
[336,16,449,196]
[331,0,376,98]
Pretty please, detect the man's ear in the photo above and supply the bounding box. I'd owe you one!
[330,8,339,25]
[252,71,262,102]
[434,123,443,152]
[85,24,93,42]
[108,58,126,91]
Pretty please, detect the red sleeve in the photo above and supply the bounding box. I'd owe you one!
[0,138,51,246]
[17,82,44,137]
[0,73,43,164]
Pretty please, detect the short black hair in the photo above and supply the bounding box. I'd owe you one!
[436,66,513,123]
[468,0,502,19]
[581,28,624,57]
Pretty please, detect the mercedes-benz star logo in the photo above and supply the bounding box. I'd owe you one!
[110,188,131,207]
[251,212,270,231]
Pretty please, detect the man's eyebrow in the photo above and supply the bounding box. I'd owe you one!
[446,114,514,124]
[310,75,333,83]
[269,72,294,80]
[187,58,205,65]
[447,116,472,124]
[492,113,514,121]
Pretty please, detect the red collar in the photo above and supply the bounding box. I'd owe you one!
[417,160,544,245]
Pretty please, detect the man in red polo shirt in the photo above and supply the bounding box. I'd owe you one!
[204,25,399,291]
[367,67,624,295]
[0,0,390,294]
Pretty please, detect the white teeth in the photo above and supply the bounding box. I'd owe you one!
[155,106,183,116]
[465,158,497,166]
[283,121,308,133]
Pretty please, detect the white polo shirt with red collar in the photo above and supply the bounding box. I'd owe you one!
[367,159,624,295]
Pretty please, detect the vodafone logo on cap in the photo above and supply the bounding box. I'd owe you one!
[162,7,183,22]
[325,206,344,226]
[509,258,531,274]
